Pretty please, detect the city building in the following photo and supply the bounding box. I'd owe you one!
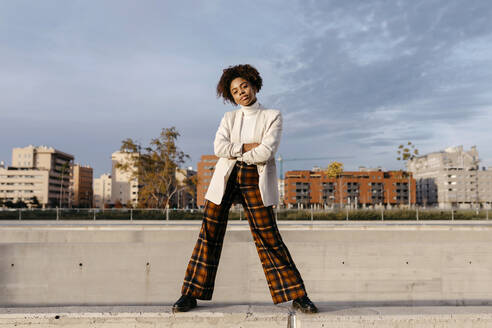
[111,151,138,207]
[407,145,492,208]
[175,167,197,208]
[284,167,416,208]
[196,155,218,207]
[0,166,49,207]
[71,164,93,208]
[93,173,112,208]
[0,146,74,207]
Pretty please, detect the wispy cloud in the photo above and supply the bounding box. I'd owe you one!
[267,0,492,170]
[1,0,491,175]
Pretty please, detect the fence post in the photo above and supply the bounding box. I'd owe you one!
[311,205,314,221]
[93,209,96,221]
[381,207,384,221]
[345,205,348,221]
[451,208,454,221]
[19,209,21,220]
[487,209,489,220]
[130,208,133,221]
[416,207,419,221]
[166,206,169,221]
[56,207,59,221]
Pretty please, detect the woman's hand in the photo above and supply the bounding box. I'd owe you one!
[242,143,260,153]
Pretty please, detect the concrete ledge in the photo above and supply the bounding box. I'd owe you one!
[0,304,289,328]
[3,221,492,306]
[2,304,492,327]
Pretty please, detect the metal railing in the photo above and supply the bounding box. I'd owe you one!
[0,207,490,221]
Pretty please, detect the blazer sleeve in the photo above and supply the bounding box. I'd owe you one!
[241,110,282,164]
[214,112,243,159]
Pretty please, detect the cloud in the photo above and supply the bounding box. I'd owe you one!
[267,0,492,170]
[1,0,492,175]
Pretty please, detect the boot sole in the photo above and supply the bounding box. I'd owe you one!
[172,305,196,313]
[292,302,318,314]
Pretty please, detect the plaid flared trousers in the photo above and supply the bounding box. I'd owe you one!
[181,161,307,304]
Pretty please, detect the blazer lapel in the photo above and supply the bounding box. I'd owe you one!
[231,109,243,144]
[254,103,267,172]
[253,105,265,142]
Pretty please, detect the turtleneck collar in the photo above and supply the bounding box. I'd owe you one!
[239,99,261,116]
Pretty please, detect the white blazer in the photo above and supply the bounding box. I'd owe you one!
[205,102,282,207]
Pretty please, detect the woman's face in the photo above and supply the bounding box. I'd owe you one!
[230,77,257,106]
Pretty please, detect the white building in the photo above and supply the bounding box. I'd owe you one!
[0,167,49,207]
[407,145,492,209]
[111,151,138,207]
[93,173,112,208]
[0,146,74,207]
[175,167,197,209]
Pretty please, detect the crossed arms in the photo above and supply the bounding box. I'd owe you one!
[213,110,282,164]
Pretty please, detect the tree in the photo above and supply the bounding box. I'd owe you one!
[29,196,41,208]
[396,141,419,162]
[325,161,344,208]
[13,200,27,208]
[114,200,124,208]
[396,141,419,206]
[184,174,198,208]
[116,127,192,209]
[4,201,15,208]
[174,172,198,209]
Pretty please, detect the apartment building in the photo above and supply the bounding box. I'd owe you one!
[196,155,219,207]
[93,173,112,208]
[407,145,492,208]
[284,167,416,208]
[0,146,74,207]
[72,164,93,208]
[0,166,49,207]
[111,151,138,207]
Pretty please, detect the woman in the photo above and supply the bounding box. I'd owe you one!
[173,64,317,313]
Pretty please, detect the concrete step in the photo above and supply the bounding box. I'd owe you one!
[2,304,492,327]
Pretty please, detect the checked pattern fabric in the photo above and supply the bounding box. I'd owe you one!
[181,161,307,304]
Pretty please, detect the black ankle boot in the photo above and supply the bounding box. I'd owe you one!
[292,295,318,313]
[172,295,197,313]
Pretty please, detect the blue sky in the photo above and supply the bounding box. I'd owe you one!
[1,0,492,177]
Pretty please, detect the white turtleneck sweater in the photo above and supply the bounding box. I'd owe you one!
[228,100,261,160]
[240,100,260,144]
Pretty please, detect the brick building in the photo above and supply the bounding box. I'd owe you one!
[71,164,93,208]
[284,168,416,208]
[196,155,219,207]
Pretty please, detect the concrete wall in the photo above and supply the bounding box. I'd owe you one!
[1,220,492,306]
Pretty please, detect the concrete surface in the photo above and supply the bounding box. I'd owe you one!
[2,304,492,327]
[2,220,492,307]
